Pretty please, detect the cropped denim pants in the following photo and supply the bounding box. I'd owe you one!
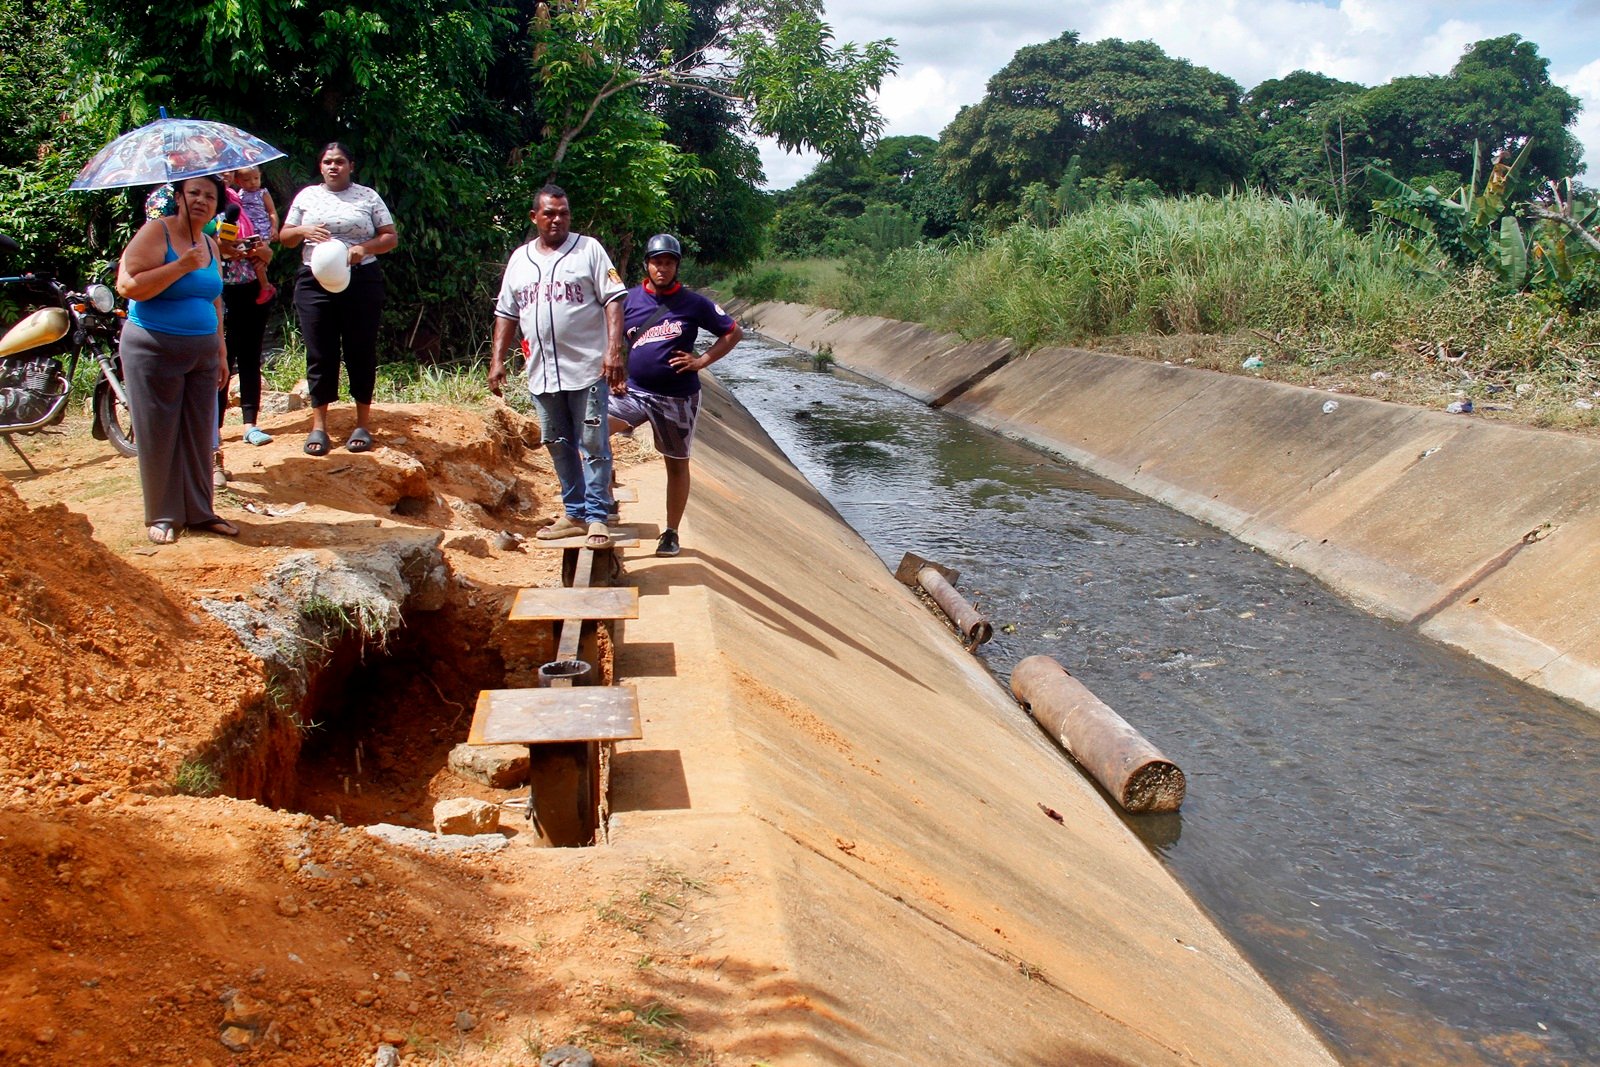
[531,379,612,524]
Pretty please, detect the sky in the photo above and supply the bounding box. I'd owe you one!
[756,0,1600,189]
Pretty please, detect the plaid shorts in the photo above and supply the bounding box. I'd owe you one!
[609,387,701,459]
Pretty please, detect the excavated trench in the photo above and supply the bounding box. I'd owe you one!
[195,543,619,842]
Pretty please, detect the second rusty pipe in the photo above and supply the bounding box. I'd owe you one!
[917,565,993,649]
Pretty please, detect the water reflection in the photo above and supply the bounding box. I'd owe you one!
[719,338,1600,1067]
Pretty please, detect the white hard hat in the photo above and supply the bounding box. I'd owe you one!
[310,239,351,293]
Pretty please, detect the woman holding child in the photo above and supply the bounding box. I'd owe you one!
[278,142,399,456]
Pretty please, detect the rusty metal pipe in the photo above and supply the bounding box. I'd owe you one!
[1010,655,1186,813]
[916,566,993,648]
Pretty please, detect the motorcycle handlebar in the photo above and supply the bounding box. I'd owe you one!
[1,239,117,308]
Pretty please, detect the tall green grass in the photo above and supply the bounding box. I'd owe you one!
[724,192,1598,427]
[845,193,1429,349]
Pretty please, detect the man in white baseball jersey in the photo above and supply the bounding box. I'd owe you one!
[489,185,627,547]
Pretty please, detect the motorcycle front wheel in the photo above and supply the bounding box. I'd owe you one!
[95,370,137,457]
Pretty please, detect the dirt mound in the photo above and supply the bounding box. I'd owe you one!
[0,476,262,799]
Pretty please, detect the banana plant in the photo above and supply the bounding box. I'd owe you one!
[1371,139,1534,287]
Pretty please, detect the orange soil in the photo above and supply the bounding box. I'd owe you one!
[1,404,718,1066]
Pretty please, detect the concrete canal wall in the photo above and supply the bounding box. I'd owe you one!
[738,301,1600,717]
[611,382,1337,1064]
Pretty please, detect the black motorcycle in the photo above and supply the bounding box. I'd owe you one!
[0,232,136,470]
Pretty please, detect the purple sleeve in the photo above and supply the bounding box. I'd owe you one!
[695,291,736,335]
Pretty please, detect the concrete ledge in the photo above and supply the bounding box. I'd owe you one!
[743,301,1600,716]
[739,301,1018,407]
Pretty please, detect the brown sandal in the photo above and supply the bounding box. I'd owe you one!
[536,515,584,540]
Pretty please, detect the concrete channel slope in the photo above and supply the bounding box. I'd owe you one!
[609,380,1336,1065]
[741,301,1600,718]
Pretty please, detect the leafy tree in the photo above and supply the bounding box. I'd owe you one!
[39,0,893,354]
[0,0,125,277]
[1019,156,1161,227]
[1246,71,1367,208]
[525,0,895,266]
[1246,37,1580,221]
[771,134,967,254]
[770,202,847,256]
[938,33,1254,218]
[649,12,773,271]
[848,203,919,260]
[1358,35,1580,194]
[70,0,516,353]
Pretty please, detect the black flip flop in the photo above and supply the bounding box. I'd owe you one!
[346,427,373,453]
[304,428,330,456]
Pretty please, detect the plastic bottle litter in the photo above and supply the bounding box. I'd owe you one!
[1446,399,1474,414]
[1576,399,1595,410]
[1242,356,1265,371]
[1370,371,1391,382]
[1321,400,1340,414]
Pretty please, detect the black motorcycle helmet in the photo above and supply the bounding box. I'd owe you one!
[644,233,682,261]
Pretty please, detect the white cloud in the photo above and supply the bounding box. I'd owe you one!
[877,65,975,135]
[1562,57,1600,179]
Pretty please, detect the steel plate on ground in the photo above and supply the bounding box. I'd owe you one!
[469,687,642,745]
[509,586,639,622]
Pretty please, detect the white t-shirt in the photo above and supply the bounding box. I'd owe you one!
[494,234,626,394]
[284,183,394,266]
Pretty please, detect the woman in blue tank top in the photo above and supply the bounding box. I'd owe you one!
[116,174,241,544]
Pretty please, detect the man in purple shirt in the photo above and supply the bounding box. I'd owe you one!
[610,233,743,557]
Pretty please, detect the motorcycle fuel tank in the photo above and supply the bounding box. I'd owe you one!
[0,307,70,358]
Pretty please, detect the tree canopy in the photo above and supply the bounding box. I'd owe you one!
[769,135,966,256]
[938,33,1254,218]
[1248,35,1582,214]
[1,0,895,353]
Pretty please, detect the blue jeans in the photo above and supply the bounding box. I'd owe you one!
[531,380,612,524]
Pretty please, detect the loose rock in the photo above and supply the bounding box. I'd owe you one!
[365,824,510,855]
[447,742,529,788]
[433,797,500,836]
[219,1025,254,1052]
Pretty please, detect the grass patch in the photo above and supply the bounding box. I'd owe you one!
[261,328,309,392]
[173,758,221,797]
[618,1001,687,1064]
[297,592,393,649]
[718,257,849,306]
[374,358,493,405]
[595,863,708,945]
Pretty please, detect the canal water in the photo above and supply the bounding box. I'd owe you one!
[716,335,1600,1067]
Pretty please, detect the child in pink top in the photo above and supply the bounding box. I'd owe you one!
[232,166,279,304]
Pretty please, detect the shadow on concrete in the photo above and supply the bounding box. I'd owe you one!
[648,552,932,693]
[610,749,691,812]
[614,640,677,677]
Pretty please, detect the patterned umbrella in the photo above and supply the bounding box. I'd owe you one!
[69,112,285,191]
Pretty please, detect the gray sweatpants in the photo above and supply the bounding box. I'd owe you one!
[121,322,223,528]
